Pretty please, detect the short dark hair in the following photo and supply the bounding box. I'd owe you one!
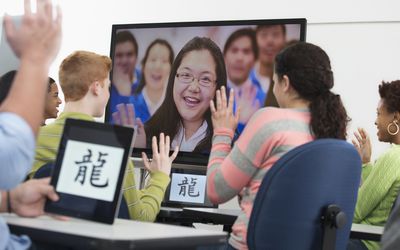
[223,28,258,60]
[0,71,58,104]
[379,80,400,113]
[48,77,56,92]
[0,70,17,104]
[255,24,287,36]
[115,31,138,57]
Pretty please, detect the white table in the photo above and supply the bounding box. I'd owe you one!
[3,213,227,249]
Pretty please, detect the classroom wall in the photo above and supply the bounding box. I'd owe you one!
[1,0,399,160]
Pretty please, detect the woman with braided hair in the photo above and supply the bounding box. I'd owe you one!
[349,80,400,250]
[206,42,349,250]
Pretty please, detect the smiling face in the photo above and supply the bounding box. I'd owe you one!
[224,36,256,86]
[173,50,217,125]
[114,41,137,75]
[143,43,172,92]
[256,25,286,66]
[375,99,397,142]
[44,83,62,119]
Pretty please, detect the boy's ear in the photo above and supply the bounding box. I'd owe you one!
[90,81,100,96]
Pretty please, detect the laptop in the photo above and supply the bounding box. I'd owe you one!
[45,118,135,224]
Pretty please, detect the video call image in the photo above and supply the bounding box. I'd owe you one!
[108,23,303,154]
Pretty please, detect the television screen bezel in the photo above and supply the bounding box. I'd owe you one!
[105,18,307,166]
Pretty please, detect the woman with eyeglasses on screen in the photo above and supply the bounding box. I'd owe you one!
[122,36,228,153]
[206,42,350,250]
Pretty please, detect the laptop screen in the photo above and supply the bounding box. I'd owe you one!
[163,167,216,208]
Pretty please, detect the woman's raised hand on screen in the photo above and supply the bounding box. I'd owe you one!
[112,65,132,96]
[352,127,372,164]
[112,103,146,148]
[210,86,239,132]
[236,85,260,124]
[141,133,179,175]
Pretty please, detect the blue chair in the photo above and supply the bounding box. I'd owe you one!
[247,139,362,250]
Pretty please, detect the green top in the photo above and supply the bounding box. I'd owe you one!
[30,112,170,222]
[353,144,400,250]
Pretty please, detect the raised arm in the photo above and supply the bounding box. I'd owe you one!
[122,133,178,221]
[0,0,62,135]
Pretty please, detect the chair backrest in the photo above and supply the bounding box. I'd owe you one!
[247,139,362,250]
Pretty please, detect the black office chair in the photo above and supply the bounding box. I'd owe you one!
[247,139,362,250]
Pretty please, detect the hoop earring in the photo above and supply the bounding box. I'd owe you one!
[387,121,399,136]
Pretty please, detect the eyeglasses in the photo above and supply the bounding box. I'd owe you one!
[176,72,215,88]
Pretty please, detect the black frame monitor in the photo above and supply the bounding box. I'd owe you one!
[106,18,307,166]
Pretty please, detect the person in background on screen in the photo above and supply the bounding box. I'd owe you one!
[0,0,62,249]
[109,31,140,120]
[129,39,174,123]
[29,51,179,222]
[223,28,265,134]
[250,24,287,107]
[0,71,62,126]
[207,42,349,250]
[348,80,400,250]
[114,37,227,153]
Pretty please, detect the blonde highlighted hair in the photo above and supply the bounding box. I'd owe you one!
[59,51,111,101]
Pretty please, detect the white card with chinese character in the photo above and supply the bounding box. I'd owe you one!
[56,140,124,202]
[169,173,206,204]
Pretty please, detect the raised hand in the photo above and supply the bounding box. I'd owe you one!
[210,86,239,131]
[4,0,62,66]
[235,85,260,124]
[141,133,179,176]
[352,127,372,164]
[112,64,132,96]
[112,103,146,148]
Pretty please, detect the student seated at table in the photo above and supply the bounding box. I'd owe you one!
[29,50,178,222]
[206,42,349,250]
[349,80,400,250]
[0,70,62,125]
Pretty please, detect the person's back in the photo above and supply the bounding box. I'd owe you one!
[30,51,173,222]
[206,42,349,250]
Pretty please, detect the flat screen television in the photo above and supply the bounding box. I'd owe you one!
[106,18,307,167]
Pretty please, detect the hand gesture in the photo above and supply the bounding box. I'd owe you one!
[9,178,59,217]
[141,133,179,176]
[235,85,260,124]
[352,128,372,164]
[4,0,62,66]
[112,65,132,96]
[210,86,239,131]
[112,103,146,148]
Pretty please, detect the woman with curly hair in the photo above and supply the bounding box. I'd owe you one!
[206,42,350,250]
[349,80,400,250]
